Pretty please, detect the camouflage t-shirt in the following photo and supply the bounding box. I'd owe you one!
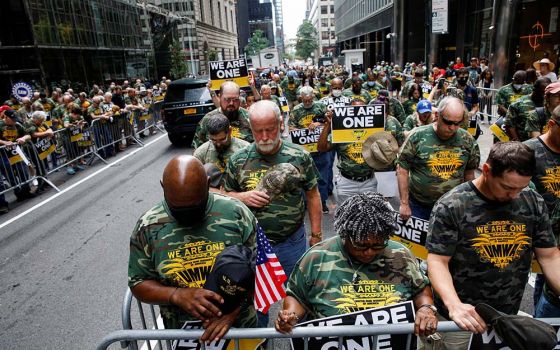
[505,95,537,141]
[402,99,419,117]
[388,98,407,124]
[396,125,480,206]
[317,83,331,98]
[289,102,327,129]
[525,108,551,135]
[495,83,532,111]
[192,108,253,149]
[426,182,556,316]
[364,81,385,100]
[403,113,431,132]
[280,79,301,102]
[386,115,404,146]
[342,88,372,104]
[24,121,51,138]
[128,194,257,329]
[0,120,27,141]
[193,137,250,174]
[223,141,319,243]
[286,237,429,319]
[524,137,560,236]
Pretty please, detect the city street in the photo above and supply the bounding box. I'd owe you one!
[0,123,536,349]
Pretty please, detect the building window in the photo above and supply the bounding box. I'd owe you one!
[321,18,328,27]
[225,5,228,31]
[330,5,334,13]
[322,31,329,40]
[199,0,205,22]
[321,5,328,14]
[210,1,214,26]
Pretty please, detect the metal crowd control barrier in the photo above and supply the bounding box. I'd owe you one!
[0,142,59,196]
[476,87,499,122]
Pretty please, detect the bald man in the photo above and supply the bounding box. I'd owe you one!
[192,81,253,148]
[397,96,480,221]
[128,155,257,341]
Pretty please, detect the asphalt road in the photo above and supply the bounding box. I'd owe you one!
[0,124,534,349]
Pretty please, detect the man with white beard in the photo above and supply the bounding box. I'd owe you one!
[223,100,323,278]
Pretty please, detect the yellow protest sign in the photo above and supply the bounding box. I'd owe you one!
[209,58,249,91]
[290,127,323,153]
[331,105,385,143]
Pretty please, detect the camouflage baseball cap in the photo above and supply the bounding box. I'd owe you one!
[255,163,303,199]
[362,132,399,171]
[204,245,255,314]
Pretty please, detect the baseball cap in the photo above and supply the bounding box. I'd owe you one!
[204,245,255,314]
[203,163,222,188]
[4,109,18,120]
[0,105,12,113]
[475,303,557,350]
[255,163,303,199]
[416,100,433,114]
[545,82,560,95]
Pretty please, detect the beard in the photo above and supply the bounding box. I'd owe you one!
[256,134,281,154]
[223,108,239,121]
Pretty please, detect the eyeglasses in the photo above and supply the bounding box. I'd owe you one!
[223,97,240,104]
[440,116,462,126]
[348,236,388,251]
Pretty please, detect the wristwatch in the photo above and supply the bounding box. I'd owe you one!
[419,304,438,315]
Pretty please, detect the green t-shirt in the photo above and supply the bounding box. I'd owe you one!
[524,137,560,236]
[402,99,419,117]
[127,194,257,329]
[289,102,327,129]
[317,82,331,98]
[364,81,384,100]
[24,121,50,138]
[426,182,556,317]
[193,137,250,173]
[286,237,429,319]
[280,79,301,102]
[388,98,407,124]
[396,125,480,206]
[192,108,253,149]
[403,113,425,132]
[495,83,532,111]
[525,107,551,135]
[223,141,319,242]
[505,95,537,141]
[0,120,27,141]
[342,88,372,104]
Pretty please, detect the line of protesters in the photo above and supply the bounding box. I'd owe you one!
[0,78,170,215]
[128,55,560,349]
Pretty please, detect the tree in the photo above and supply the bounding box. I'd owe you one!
[169,40,187,79]
[244,29,270,57]
[295,20,318,60]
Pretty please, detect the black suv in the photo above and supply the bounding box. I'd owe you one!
[161,78,216,146]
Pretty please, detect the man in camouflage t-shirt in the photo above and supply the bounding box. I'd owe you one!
[525,82,560,138]
[128,156,256,341]
[505,77,550,141]
[193,113,249,185]
[397,97,480,221]
[223,100,322,280]
[192,82,253,148]
[425,142,560,350]
[495,71,532,118]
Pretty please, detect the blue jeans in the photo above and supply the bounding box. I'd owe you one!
[327,150,335,193]
[257,225,308,327]
[409,195,433,221]
[535,291,560,318]
[311,151,330,203]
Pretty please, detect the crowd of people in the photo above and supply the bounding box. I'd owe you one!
[127,53,560,349]
[0,78,169,214]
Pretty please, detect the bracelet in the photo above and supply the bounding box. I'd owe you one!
[418,304,438,315]
[311,232,322,239]
[168,287,179,305]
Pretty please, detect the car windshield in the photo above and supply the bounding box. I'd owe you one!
[165,85,211,103]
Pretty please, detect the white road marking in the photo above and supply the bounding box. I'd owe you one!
[0,133,168,231]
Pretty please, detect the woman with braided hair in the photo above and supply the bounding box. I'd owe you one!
[275,192,438,340]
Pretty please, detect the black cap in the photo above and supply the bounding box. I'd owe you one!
[4,109,19,121]
[204,245,255,314]
[475,304,557,350]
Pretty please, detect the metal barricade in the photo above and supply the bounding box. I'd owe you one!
[0,143,59,197]
[132,103,165,140]
[476,87,500,122]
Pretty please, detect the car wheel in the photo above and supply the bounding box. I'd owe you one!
[168,133,185,146]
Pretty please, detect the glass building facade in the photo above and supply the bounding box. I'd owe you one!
[0,0,154,96]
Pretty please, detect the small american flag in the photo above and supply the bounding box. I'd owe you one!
[254,223,287,314]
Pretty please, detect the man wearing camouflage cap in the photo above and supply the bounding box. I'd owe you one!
[128,155,257,341]
[397,97,480,221]
[425,142,560,349]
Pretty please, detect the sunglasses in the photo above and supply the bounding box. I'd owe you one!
[349,237,388,251]
[441,116,462,126]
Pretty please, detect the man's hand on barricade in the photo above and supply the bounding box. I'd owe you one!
[399,203,411,221]
[414,305,438,336]
[16,137,27,145]
[238,190,270,208]
[448,302,487,333]
[170,287,224,322]
[200,306,241,343]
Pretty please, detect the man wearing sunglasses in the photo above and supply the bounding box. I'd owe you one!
[397,96,480,221]
[128,155,257,342]
[192,81,253,148]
